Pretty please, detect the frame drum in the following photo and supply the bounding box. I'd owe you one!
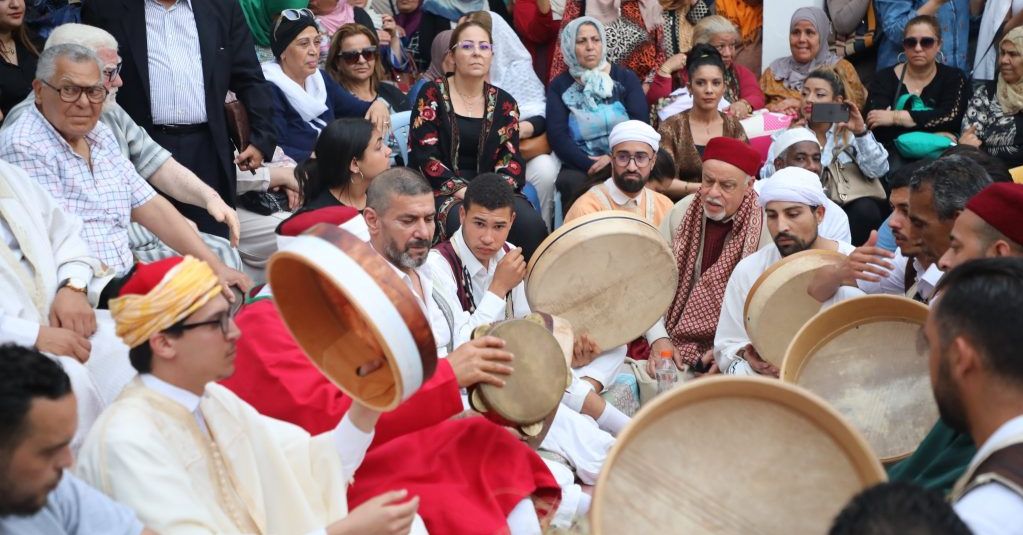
[525,211,678,349]
[782,295,935,463]
[591,376,885,534]
[468,318,569,437]
[267,224,438,411]
[744,249,848,366]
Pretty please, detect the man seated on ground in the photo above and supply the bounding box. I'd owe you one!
[225,202,564,534]
[923,258,1023,534]
[0,345,152,535]
[645,137,771,374]
[714,167,859,377]
[76,255,426,534]
[761,128,851,243]
[0,158,134,451]
[564,121,674,225]
[1,23,245,262]
[0,44,249,291]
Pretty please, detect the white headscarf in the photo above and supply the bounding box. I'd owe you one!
[560,17,615,111]
[773,127,821,157]
[261,62,328,130]
[759,167,828,207]
[609,120,661,152]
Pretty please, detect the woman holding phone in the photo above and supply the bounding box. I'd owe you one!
[762,68,889,245]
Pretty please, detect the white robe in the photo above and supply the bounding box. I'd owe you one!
[713,241,862,375]
[76,379,427,535]
[0,160,133,451]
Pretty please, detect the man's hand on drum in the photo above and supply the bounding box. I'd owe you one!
[329,489,420,535]
[448,336,514,388]
[490,247,525,297]
[740,344,778,378]
[572,333,601,368]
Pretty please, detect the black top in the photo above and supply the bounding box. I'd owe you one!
[377,82,410,113]
[864,63,969,148]
[0,36,40,120]
[455,114,483,175]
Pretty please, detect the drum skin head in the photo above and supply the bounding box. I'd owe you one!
[268,224,437,411]
[525,211,679,349]
[475,319,567,425]
[744,249,848,366]
[591,376,885,534]
[782,295,935,463]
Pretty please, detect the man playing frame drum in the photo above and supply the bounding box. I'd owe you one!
[714,167,859,376]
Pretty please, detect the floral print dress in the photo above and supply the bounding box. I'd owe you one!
[963,81,1023,169]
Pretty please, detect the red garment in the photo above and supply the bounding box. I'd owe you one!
[223,298,561,534]
[646,63,766,109]
[699,219,734,275]
[513,0,561,81]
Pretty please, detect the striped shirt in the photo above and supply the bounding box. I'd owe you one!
[145,0,207,125]
[0,106,157,273]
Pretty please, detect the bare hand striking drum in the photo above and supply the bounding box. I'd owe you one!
[268,224,438,411]
[525,211,679,350]
[592,376,885,534]
[782,295,935,464]
[468,316,570,442]
[744,249,848,366]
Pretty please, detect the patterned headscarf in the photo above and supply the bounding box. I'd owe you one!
[767,7,839,91]
[664,187,764,365]
[560,17,615,111]
[998,26,1023,115]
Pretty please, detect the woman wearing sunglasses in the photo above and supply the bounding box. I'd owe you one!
[864,14,968,152]
[409,19,549,259]
[326,23,409,114]
[264,9,390,162]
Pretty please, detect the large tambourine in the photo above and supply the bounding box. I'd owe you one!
[267,224,437,411]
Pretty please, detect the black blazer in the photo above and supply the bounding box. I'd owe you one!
[82,0,277,198]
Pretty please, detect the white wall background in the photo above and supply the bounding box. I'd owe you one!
[762,0,826,71]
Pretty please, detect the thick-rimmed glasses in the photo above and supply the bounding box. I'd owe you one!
[162,287,243,337]
[40,80,108,104]
[613,152,652,168]
[102,61,122,84]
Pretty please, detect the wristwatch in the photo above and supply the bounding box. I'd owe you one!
[59,277,88,294]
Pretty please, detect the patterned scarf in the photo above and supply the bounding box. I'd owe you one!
[664,187,763,365]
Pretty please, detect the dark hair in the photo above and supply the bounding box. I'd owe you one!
[463,173,515,213]
[0,345,72,451]
[829,482,971,535]
[905,14,942,41]
[296,118,376,207]
[449,20,492,52]
[933,257,1023,387]
[910,155,992,220]
[326,23,385,92]
[940,145,1012,183]
[366,167,433,214]
[685,43,726,81]
[128,319,187,374]
[889,159,932,190]
[650,148,676,183]
[805,67,848,101]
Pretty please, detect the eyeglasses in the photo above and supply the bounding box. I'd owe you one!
[340,46,378,65]
[102,60,122,84]
[452,40,493,54]
[613,152,652,168]
[164,287,244,336]
[272,8,316,41]
[902,37,937,50]
[40,80,109,104]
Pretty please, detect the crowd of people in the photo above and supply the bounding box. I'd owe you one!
[1,0,1023,533]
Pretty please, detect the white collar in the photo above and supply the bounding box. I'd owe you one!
[603,178,642,206]
[140,373,202,413]
[452,227,496,278]
[974,415,1023,464]
[916,262,944,300]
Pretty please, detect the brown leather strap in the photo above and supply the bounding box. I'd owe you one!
[967,443,1023,499]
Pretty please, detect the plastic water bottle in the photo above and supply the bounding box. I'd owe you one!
[655,350,677,395]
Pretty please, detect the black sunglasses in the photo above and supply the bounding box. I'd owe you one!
[339,46,378,65]
[902,37,937,50]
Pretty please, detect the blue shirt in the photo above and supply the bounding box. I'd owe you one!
[0,472,143,535]
[875,0,970,73]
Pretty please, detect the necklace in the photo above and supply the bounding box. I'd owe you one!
[0,36,15,65]
[453,80,483,117]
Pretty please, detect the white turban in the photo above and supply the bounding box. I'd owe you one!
[759,167,829,207]
[608,120,661,152]
[773,127,820,157]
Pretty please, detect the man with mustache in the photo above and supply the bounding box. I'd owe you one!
[645,136,771,374]
[713,167,857,377]
[563,120,674,225]
[76,254,427,534]
[922,258,1023,534]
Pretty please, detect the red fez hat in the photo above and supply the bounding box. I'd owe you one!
[965,182,1023,246]
[118,256,185,297]
[276,206,361,237]
[702,137,761,177]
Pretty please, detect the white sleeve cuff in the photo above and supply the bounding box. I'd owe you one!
[645,319,669,344]
[0,315,41,348]
[476,291,507,320]
[333,412,375,483]
[56,261,94,287]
